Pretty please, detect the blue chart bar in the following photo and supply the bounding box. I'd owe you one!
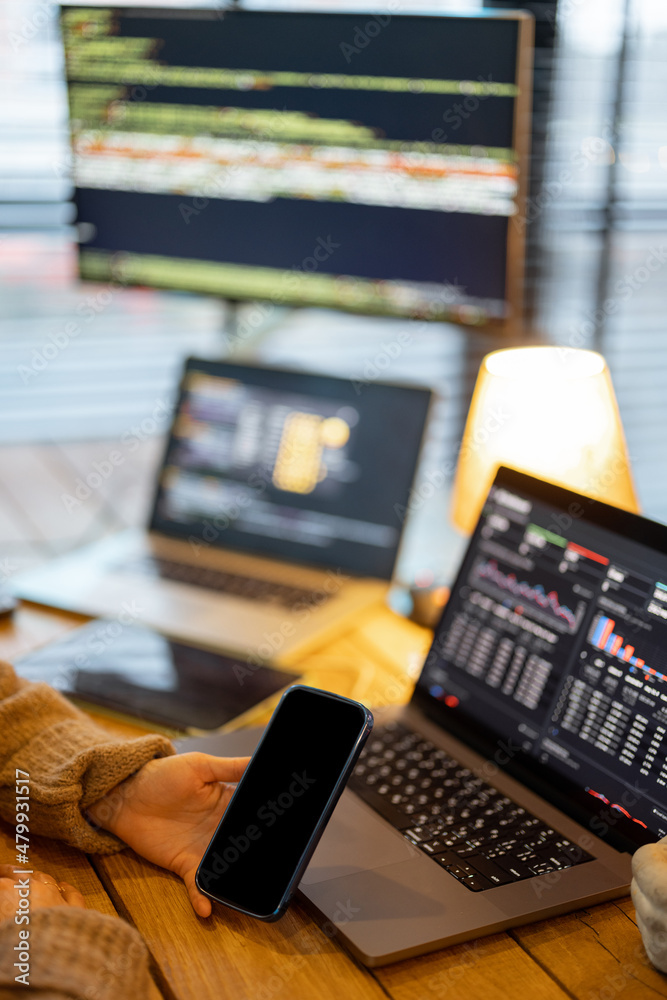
[592,615,616,652]
[591,617,608,647]
[605,633,621,654]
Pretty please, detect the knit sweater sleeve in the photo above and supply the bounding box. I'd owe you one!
[0,907,150,999]
[0,659,174,853]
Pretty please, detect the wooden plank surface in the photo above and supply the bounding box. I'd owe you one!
[511,901,667,999]
[0,602,89,663]
[372,932,570,1000]
[93,847,387,1000]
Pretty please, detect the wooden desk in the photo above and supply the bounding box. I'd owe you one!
[2,603,666,1000]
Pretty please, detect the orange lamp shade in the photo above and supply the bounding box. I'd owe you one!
[451,346,640,534]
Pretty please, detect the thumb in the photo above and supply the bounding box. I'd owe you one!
[185,752,250,785]
[184,868,213,918]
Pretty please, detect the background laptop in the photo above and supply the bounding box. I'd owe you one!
[14,358,432,664]
[183,466,666,965]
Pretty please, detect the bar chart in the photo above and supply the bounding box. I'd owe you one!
[590,614,667,683]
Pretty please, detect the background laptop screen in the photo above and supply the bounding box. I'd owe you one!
[150,359,431,579]
[417,468,667,847]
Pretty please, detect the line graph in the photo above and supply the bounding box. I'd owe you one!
[586,788,648,828]
[475,558,578,629]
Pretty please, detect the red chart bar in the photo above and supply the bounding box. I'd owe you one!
[636,658,645,668]
[610,635,624,656]
[567,542,610,565]
[623,646,635,661]
[599,618,616,648]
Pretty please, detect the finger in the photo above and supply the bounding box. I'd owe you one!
[27,880,65,909]
[30,871,60,890]
[184,871,212,918]
[185,753,251,785]
[0,866,62,892]
[59,882,86,909]
[193,890,212,919]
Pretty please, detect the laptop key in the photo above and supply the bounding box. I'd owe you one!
[555,840,595,865]
[434,854,467,871]
[402,827,427,842]
[528,861,558,875]
[414,813,431,825]
[466,856,514,886]
[444,862,478,878]
[514,847,539,862]
[533,849,571,870]
[457,874,494,892]
[494,857,536,879]
[442,830,470,847]
[465,836,485,849]
[424,838,448,854]
[481,841,506,855]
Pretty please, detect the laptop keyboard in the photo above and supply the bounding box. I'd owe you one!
[348,721,594,892]
[127,556,327,609]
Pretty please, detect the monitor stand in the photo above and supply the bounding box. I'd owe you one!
[218,298,294,361]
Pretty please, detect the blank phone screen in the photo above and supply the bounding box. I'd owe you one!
[197,687,369,917]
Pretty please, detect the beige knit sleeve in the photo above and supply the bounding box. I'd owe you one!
[0,660,174,853]
[0,907,150,999]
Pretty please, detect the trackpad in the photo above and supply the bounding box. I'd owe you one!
[302,792,418,885]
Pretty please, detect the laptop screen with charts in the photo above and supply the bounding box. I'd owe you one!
[150,358,432,580]
[13,357,433,664]
[414,466,666,851]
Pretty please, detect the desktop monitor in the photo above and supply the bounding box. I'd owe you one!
[61,5,533,330]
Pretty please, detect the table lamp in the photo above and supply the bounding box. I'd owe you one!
[451,346,640,534]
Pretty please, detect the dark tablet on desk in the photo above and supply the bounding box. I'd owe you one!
[13,621,297,734]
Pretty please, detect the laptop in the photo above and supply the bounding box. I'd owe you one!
[13,358,432,665]
[181,466,666,966]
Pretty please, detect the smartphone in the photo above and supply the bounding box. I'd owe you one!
[196,685,373,921]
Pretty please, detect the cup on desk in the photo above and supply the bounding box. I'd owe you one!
[408,582,449,629]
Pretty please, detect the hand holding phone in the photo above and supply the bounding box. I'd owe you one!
[196,685,373,920]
